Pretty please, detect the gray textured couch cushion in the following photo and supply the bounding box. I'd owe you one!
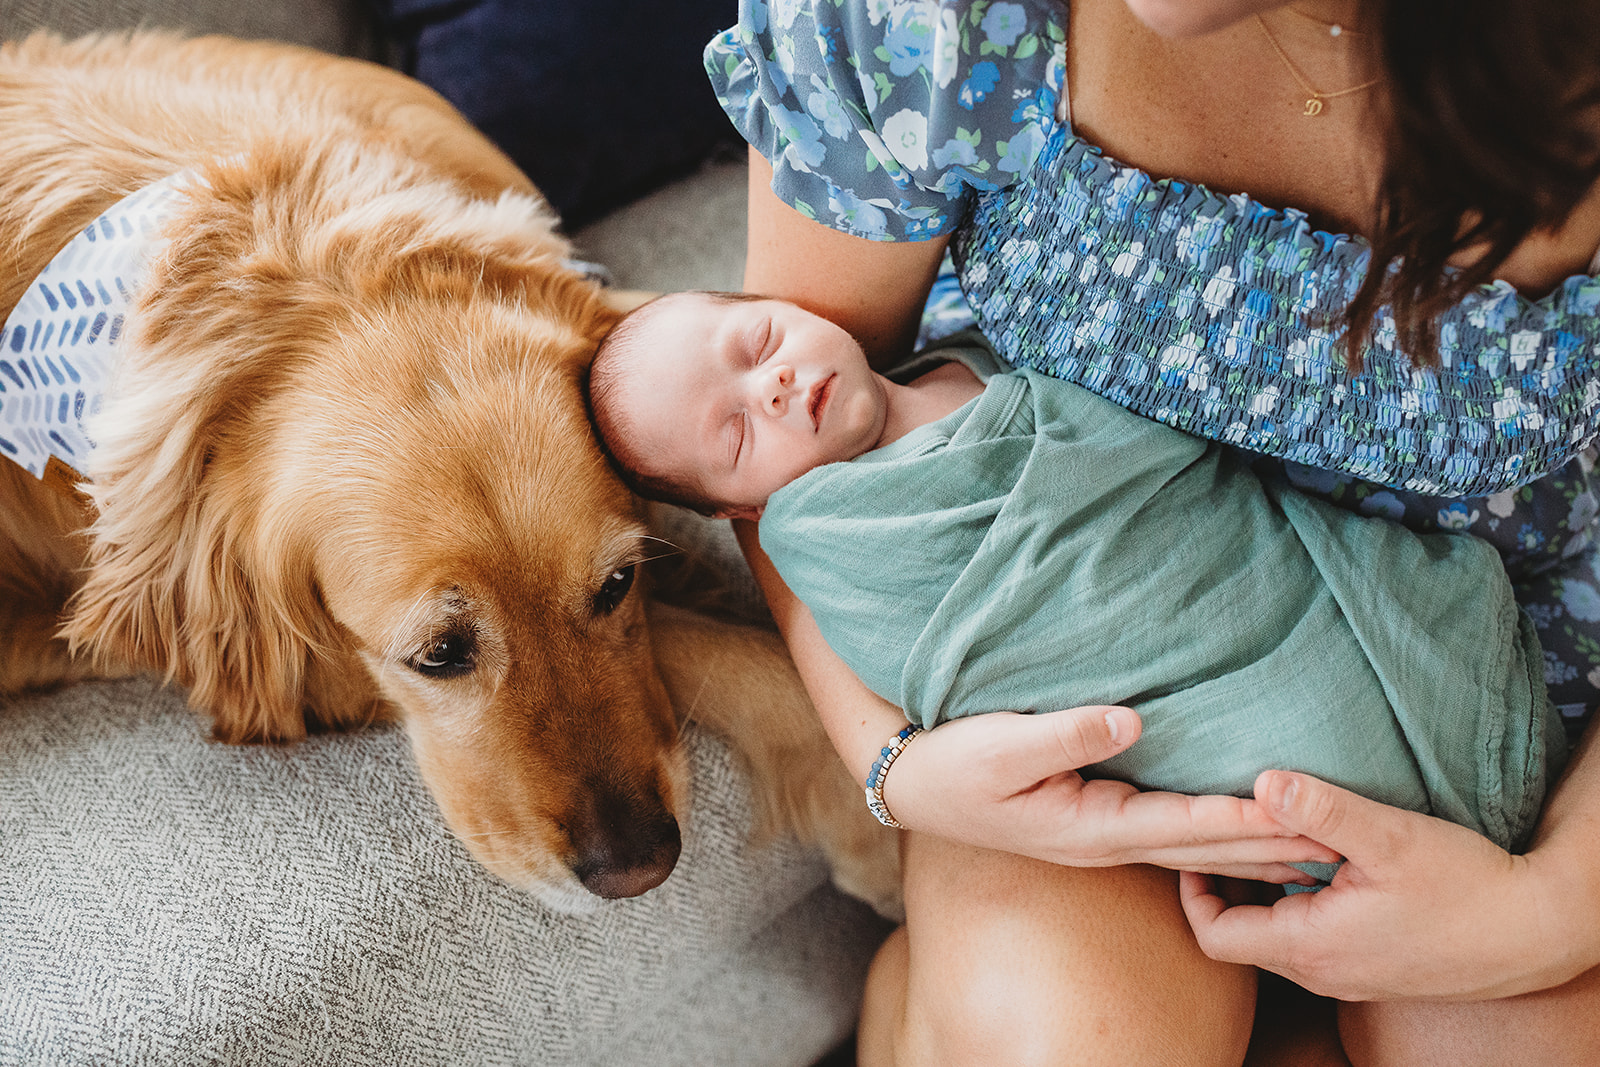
[0,0,377,56]
[0,676,885,1065]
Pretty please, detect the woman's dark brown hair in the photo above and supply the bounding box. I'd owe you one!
[1346,0,1600,369]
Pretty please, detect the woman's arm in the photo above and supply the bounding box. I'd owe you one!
[1179,724,1600,1000]
[744,149,948,371]
[733,519,1340,880]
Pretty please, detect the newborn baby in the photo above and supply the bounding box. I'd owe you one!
[587,290,1564,856]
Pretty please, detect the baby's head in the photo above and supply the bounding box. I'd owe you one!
[587,290,888,519]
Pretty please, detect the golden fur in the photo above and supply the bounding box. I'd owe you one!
[0,32,896,915]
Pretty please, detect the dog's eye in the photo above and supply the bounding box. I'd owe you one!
[411,631,476,679]
[594,564,636,616]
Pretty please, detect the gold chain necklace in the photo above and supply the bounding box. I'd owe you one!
[1285,5,1366,38]
[1255,13,1379,117]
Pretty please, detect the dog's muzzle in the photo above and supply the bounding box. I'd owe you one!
[567,778,682,899]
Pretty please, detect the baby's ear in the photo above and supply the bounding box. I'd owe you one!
[713,504,765,522]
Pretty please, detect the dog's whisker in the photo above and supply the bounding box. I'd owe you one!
[455,828,532,843]
[637,534,684,556]
[671,674,714,743]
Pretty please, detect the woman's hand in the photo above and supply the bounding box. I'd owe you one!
[885,707,1340,883]
[1179,769,1600,1001]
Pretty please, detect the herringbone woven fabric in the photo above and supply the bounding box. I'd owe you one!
[0,677,884,1066]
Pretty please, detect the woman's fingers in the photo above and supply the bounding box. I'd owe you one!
[968,705,1143,783]
[1018,780,1337,870]
[1177,863,1319,886]
[1178,870,1311,967]
[891,710,1343,872]
[1252,770,1406,866]
[1068,782,1344,857]
[1176,774,1562,1001]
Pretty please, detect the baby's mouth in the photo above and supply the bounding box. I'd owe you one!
[808,374,834,431]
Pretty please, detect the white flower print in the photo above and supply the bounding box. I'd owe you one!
[1174,214,1224,265]
[1562,579,1600,623]
[1372,315,1397,352]
[932,7,961,89]
[1509,330,1541,372]
[1486,489,1518,518]
[1435,502,1480,531]
[883,0,939,77]
[1159,338,1201,377]
[857,65,878,107]
[856,128,910,183]
[1102,170,1143,221]
[774,36,797,92]
[1110,241,1144,278]
[1494,390,1543,434]
[880,108,930,171]
[1201,266,1237,318]
[1249,385,1280,418]
[769,0,805,31]
[809,80,852,139]
[931,137,979,169]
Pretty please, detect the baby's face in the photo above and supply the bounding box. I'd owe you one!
[613,293,888,517]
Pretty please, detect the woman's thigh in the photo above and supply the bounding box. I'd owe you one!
[1339,962,1600,1067]
[858,831,1258,1067]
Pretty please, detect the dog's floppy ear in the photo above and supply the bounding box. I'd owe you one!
[61,392,347,743]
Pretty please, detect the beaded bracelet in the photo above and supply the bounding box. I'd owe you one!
[864,724,924,829]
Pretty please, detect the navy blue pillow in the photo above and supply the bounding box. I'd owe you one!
[375,0,742,227]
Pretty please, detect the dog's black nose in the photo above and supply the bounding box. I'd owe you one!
[569,782,682,899]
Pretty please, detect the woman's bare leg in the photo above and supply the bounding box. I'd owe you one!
[858,830,1257,1067]
[1339,963,1600,1067]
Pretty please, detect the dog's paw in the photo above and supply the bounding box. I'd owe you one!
[819,809,904,923]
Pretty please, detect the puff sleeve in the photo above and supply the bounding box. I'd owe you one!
[705,0,1066,241]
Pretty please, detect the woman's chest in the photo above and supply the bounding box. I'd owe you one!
[1065,0,1383,235]
[1062,0,1600,295]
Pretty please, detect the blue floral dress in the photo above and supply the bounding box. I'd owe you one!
[707,0,1600,734]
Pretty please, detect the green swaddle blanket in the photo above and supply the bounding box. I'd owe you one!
[760,342,1564,853]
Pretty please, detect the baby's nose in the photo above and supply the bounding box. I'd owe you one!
[762,364,796,415]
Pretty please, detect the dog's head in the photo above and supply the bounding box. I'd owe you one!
[65,148,688,909]
[307,298,689,909]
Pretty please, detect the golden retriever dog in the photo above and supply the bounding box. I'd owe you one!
[0,31,895,915]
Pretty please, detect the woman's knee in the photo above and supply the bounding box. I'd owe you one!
[875,842,1256,1067]
[891,927,1254,1067]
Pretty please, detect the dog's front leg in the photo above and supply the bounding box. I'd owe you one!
[648,601,902,920]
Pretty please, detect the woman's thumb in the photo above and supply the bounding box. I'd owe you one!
[1037,704,1141,771]
[1255,770,1399,863]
